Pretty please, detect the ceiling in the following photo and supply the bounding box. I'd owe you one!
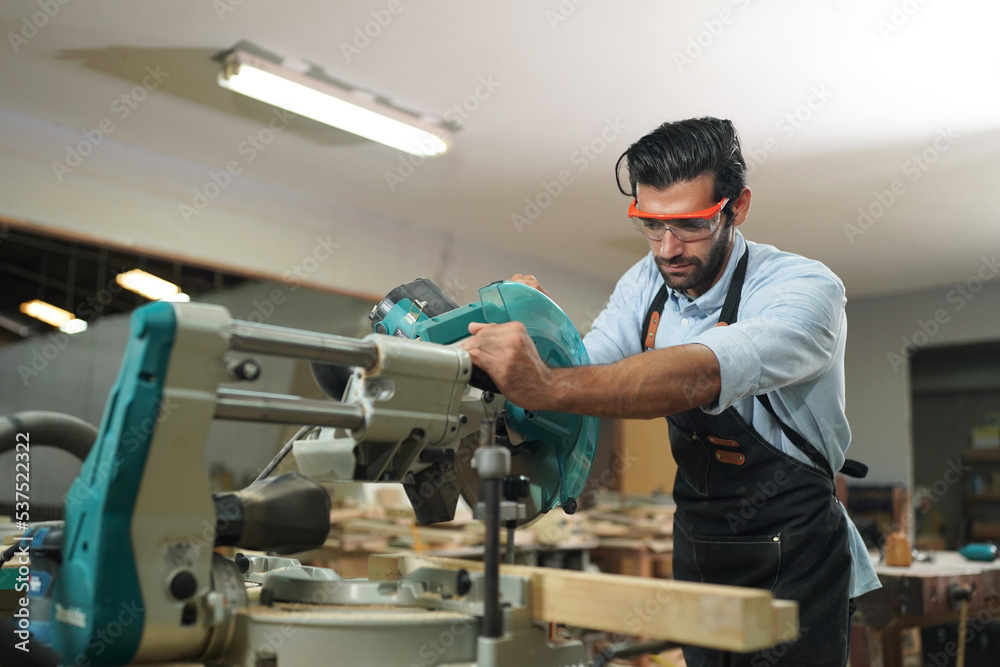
[1,1,999,299]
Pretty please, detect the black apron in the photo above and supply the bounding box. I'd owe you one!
[644,248,853,666]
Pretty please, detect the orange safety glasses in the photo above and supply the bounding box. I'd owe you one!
[628,197,729,242]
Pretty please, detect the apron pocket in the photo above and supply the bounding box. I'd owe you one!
[683,532,782,591]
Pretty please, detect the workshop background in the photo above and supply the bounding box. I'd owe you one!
[1,2,1000,665]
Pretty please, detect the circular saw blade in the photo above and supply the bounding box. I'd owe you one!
[456,282,599,524]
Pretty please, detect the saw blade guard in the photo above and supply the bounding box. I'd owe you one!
[417,281,599,522]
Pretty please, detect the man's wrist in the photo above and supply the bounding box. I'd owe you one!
[540,365,576,413]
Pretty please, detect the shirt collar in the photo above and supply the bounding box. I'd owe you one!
[666,230,747,315]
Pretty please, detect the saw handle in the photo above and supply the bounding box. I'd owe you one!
[470,364,500,394]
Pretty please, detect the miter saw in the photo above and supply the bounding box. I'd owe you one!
[15,279,600,666]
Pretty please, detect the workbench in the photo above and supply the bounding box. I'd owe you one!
[851,551,1000,666]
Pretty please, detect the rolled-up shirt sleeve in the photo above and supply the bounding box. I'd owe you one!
[693,262,846,414]
[583,260,653,365]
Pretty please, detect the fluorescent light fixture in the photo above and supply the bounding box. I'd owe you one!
[20,300,73,327]
[59,318,88,335]
[116,269,183,301]
[218,50,451,157]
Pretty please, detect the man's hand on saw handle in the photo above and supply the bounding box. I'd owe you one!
[461,273,556,411]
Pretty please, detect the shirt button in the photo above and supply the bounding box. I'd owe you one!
[681,318,689,325]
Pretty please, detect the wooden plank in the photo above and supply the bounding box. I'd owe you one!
[340,519,481,545]
[369,553,797,652]
[771,599,798,644]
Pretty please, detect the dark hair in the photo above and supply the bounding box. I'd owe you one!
[615,117,746,219]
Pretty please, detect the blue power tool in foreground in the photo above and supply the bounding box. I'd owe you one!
[17,278,598,666]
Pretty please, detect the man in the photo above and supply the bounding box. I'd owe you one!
[462,117,880,666]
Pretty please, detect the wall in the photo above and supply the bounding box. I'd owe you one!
[844,264,1000,486]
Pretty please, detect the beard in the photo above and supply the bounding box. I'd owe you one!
[655,226,732,296]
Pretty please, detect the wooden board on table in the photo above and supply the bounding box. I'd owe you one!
[369,553,797,653]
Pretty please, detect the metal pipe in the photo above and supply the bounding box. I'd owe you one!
[215,389,366,429]
[228,320,379,369]
[505,524,516,564]
[482,475,502,638]
[478,418,503,639]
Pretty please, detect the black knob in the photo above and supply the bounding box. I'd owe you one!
[503,475,531,501]
[456,569,472,596]
[234,552,250,574]
[169,570,198,600]
[562,496,578,515]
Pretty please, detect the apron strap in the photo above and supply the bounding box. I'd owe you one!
[756,394,835,480]
[641,285,668,351]
[717,245,750,325]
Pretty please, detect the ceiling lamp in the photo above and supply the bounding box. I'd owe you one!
[218,49,451,157]
[115,269,189,302]
[19,300,88,334]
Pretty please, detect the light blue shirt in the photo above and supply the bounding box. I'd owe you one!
[583,230,881,598]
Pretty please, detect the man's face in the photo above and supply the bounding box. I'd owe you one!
[636,173,734,298]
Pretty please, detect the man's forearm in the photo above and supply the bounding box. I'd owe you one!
[542,343,722,419]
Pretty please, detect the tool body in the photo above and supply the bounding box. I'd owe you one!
[27,280,599,666]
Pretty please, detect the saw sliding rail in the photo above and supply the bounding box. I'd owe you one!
[214,319,376,428]
[214,389,365,428]
[227,320,379,368]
